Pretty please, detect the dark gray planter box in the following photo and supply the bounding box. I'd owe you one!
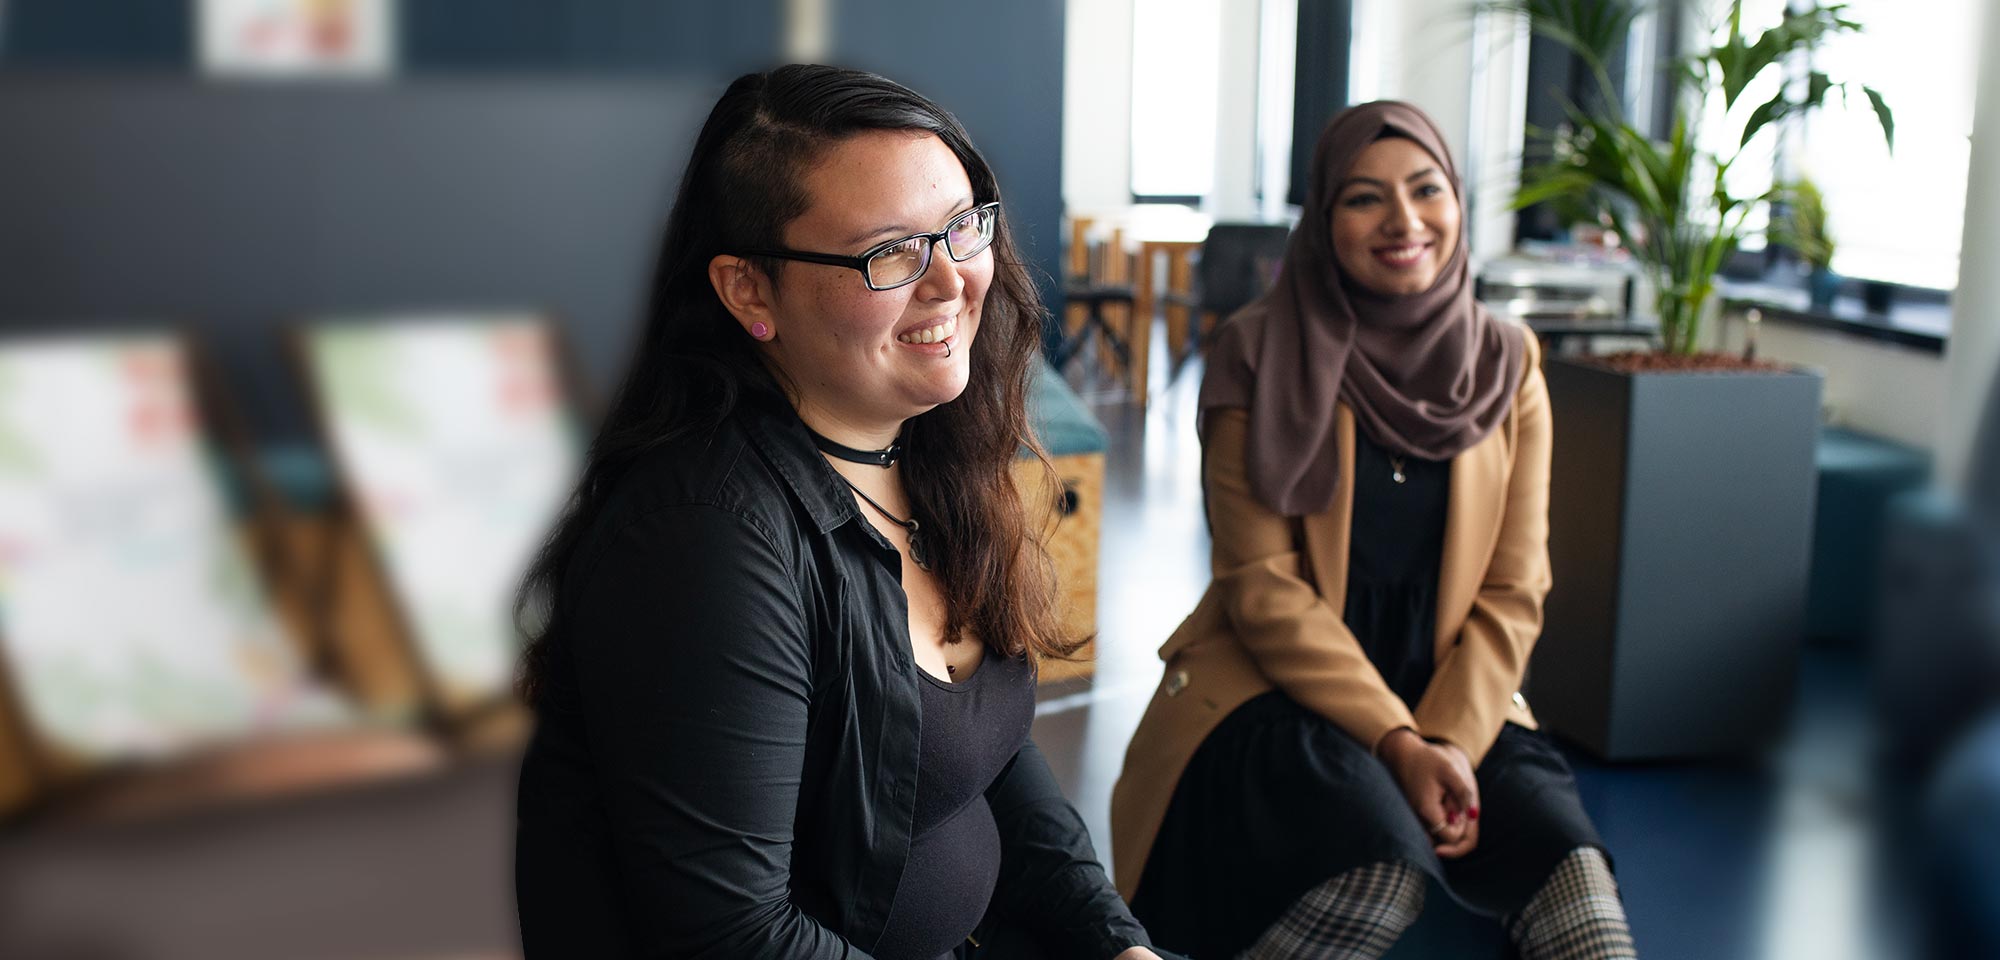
[1526,356,1823,760]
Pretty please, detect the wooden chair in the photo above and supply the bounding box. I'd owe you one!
[1056,222,1142,399]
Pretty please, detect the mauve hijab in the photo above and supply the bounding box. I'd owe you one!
[1199,100,1525,516]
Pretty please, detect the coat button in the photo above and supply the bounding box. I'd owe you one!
[1164,669,1190,697]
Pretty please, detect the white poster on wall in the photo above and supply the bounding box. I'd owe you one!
[0,336,351,758]
[304,315,581,706]
[199,0,397,78]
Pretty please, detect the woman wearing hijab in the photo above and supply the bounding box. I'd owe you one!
[1108,101,1636,959]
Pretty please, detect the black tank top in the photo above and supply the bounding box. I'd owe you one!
[871,647,1036,960]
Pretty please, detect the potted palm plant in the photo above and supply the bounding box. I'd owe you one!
[1770,176,1839,311]
[1492,0,1895,759]
[1508,0,1890,354]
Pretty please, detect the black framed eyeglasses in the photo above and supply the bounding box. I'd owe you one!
[742,202,1000,291]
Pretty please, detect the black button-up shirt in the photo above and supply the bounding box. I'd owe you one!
[516,388,1149,958]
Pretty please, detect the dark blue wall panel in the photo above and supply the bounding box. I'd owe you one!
[402,0,782,75]
[832,1,1068,319]
[2,0,190,68]
[2,0,783,76]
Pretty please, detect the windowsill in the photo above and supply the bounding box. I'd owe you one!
[1716,278,1949,355]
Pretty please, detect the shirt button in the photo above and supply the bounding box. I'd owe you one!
[1164,670,1190,697]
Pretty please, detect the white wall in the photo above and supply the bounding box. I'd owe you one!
[1711,317,1949,450]
[1064,0,1264,217]
[1461,7,1531,265]
[1941,0,2000,489]
[1349,0,1473,159]
[1349,0,1527,265]
[1207,0,1264,219]
[1062,0,1137,214]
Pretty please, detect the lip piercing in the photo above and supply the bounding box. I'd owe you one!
[944,341,952,358]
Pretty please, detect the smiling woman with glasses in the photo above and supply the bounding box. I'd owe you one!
[511,65,1175,960]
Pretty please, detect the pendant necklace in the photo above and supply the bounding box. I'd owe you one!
[807,426,930,570]
[837,474,932,571]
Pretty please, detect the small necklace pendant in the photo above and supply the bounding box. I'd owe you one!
[1390,457,1408,484]
[906,522,933,572]
[1392,470,1407,484]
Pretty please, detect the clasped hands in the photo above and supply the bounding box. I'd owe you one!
[1377,727,1481,859]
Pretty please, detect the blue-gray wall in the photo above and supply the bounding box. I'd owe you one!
[0,1,1070,437]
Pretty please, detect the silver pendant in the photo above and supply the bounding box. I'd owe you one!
[906,521,933,571]
[1392,469,1407,484]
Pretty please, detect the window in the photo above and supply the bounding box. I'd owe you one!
[1689,0,1975,291]
[1129,0,1223,199]
[1797,0,1978,290]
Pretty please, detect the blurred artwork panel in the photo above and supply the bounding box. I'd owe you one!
[304,315,581,708]
[199,0,396,78]
[0,335,349,760]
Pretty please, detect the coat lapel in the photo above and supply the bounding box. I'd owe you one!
[1433,416,1510,655]
[1299,408,1357,609]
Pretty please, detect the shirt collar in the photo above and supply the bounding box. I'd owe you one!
[740,389,863,535]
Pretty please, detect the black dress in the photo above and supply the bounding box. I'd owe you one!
[1129,429,1605,958]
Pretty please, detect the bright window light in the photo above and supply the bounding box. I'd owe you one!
[1800,0,1978,290]
[1130,0,1224,198]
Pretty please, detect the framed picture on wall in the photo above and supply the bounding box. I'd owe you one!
[198,0,396,78]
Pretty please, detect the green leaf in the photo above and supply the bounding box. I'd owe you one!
[1740,89,1790,150]
[1863,85,1895,153]
[1512,167,1599,210]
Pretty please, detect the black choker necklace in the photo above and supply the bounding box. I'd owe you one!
[809,428,902,468]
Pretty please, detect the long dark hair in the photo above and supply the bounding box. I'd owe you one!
[516,64,1067,704]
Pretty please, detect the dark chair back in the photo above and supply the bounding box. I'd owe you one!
[1197,223,1292,316]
